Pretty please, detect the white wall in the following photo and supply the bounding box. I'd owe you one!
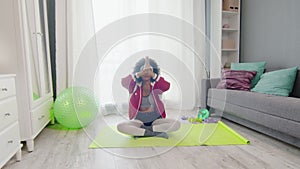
[0,0,18,74]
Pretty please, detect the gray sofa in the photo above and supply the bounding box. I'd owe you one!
[201,70,300,148]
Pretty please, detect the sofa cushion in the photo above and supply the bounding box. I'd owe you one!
[251,67,298,97]
[231,62,266,88]
[208,88,300,123]
[223,110,300,141]
[291,69,300,98]
[216,70,257,91]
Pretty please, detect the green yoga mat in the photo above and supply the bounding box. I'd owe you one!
[89,121,249,148]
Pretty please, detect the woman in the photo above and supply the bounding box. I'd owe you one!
[117,56,181,139]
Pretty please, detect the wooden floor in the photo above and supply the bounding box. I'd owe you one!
[3,111,300,169]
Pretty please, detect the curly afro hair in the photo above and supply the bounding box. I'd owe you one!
[133,57,160,83]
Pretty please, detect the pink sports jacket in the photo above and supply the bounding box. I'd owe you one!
[121,74,170,120]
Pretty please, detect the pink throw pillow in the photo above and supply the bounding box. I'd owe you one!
[216,70,257,91]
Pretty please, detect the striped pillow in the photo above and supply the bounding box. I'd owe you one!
[217,70,257,91]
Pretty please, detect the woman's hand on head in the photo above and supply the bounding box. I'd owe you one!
[137,68,153,77]
[136,57,156,79]
[145,56,151,69]
[136,70,144,77]
[143,68,155,78]
[144,57,155,77]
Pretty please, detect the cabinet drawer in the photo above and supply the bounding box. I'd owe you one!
[0,77,16,100]
[32,101,52,136]
[0,98,18,131]
[0,122,21,163]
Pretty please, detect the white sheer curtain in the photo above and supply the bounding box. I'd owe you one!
[56,0,206,112]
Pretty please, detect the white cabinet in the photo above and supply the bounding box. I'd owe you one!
[0,75,22,168]
[14,0,53,152]
[0,0,53,152]
[210,0,241,78]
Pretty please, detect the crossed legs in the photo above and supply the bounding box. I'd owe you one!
[117,118,181,137]
[117,120,145,136]
[152,118,181,132]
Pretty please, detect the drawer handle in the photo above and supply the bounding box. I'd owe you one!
[1,88,8,92]
[38,115,45,120]
[4,112,11,116]
[33,32,44,36]
[8,140,13,144]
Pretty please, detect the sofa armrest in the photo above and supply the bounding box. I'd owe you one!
[200,78,221,108]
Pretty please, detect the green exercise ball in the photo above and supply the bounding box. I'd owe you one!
[53,87,99,129]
